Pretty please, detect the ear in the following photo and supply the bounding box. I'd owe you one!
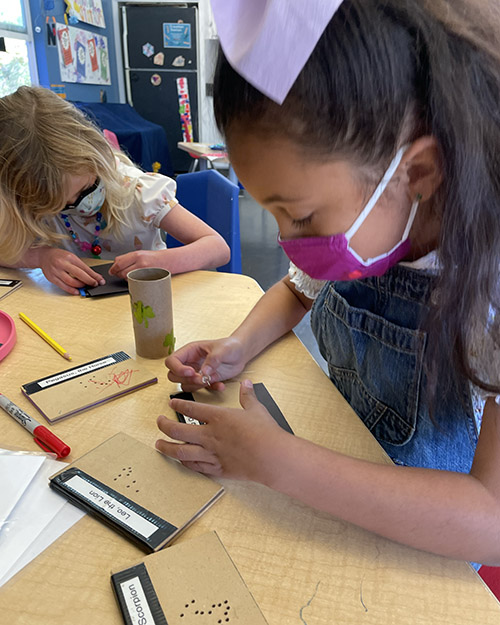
[402,136,443,201]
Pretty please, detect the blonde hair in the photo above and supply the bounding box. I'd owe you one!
[0,86,135,263]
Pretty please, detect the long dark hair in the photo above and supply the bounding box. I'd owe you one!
[214,0,500,402]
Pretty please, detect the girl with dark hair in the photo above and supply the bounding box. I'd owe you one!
[157,0,500,563]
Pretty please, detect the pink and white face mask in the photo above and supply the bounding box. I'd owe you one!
[278,146,420,281]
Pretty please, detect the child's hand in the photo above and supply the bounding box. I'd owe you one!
[165,337,247,391]
[156,380,287,481]
[108,250,160,279]
[38,248,105,295]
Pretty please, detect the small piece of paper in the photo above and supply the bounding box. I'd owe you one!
[153,52,164,65]
[142,42,154,58]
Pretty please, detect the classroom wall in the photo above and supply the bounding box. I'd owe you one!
[29,0,121,102]
[110,0,222,143]
[28,0,220,140]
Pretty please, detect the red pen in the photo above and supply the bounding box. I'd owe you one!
[0,392,70,458]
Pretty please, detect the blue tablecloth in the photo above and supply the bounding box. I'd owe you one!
[73,102,173,176]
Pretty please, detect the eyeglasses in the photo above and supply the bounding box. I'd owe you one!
[65,178,100,210]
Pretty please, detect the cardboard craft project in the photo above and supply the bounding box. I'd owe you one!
[21,351,158,423]
[80,263,129,297]
[111,531,269,625]
[49,432,224,552]
[171,382,294,434]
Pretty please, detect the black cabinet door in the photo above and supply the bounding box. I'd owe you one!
[128,69,198,173]
[123,4,198,172]
[125,5,197,70]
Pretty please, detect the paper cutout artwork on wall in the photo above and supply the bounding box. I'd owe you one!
[153,52,164,66]
[88,38,99,72]
[76,40,86,78]
[151,73,162,87]
[176,77,193,142]
[172,55,185,67]
[56,23,110,85]
[142,42,154,58]
[163,22,192,48]
[65,0,106,29]
[57,26,73,66]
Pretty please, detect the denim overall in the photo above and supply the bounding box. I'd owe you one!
[310,264,478,472]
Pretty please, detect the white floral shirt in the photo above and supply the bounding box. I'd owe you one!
[289,252,499,429]
[47,159,178,259]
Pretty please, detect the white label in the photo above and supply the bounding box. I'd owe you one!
[38,357,117,388]
[65,475,157,538]
[0,280,14,286]
[183,414,202,425]
[120,576,156,625]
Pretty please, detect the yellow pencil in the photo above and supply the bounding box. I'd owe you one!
[19,312,72,361]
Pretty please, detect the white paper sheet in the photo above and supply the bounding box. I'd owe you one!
[0,450,85,587]
[0,502,84,586]
[0,452,45,529]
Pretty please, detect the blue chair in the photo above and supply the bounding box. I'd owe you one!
[166,170,242,274]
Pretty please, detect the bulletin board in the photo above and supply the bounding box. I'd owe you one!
[56,22,110,85]
[64,0,106,29]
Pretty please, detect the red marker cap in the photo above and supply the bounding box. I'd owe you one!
[33,425,71,459]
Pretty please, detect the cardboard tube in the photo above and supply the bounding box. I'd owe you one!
[127,268,175,359]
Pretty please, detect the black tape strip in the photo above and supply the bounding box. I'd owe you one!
[22,351,131,394]
[253,383,294,434]
[50,467,177,552]
[111,563,168,625]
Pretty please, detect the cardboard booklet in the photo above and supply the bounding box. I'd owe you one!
[49,432,224,552]
[79,263,129,298]
[21,351,157,423]
[111,531,269,625]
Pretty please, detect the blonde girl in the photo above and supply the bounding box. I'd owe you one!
[0,86,229,294]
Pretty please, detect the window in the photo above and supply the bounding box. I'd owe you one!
[0,0,37,97]
[0,3,27,34]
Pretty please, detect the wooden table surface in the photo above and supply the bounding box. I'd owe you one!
[0,267,499,624]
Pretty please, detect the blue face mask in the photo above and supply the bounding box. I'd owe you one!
[63,178,106,216]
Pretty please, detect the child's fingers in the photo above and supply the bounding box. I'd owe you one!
[109,253,140,277]
[178,460,221,476]
[157,414,206,444]
[238,379,259,410]
[155,438,217,466]
[67,264,101,286]
[167,376,207,392]
[51,276,81,296]
[167,398,221,426]
[165,347,205,375]
[82,264,106,283]
[109,260,132,277]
